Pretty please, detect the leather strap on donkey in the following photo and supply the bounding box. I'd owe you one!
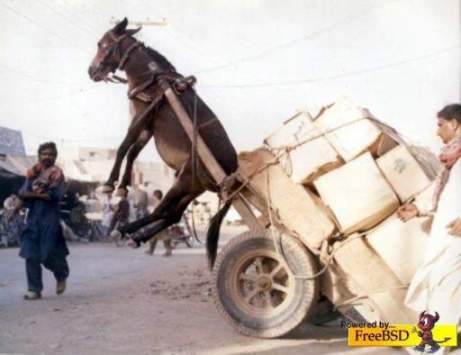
[154,79,264,234]
[124,63,197,140]
[128,63,196,103]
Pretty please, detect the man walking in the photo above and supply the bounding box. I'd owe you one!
[19,142,69,300]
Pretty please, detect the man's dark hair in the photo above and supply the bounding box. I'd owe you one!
[153,189,163,199]
[38,141,58,157]
[437,104,461,123]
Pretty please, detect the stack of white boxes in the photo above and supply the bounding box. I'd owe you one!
[256,96,440,322]
[263,97,436,235]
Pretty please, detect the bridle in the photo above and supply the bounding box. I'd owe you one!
[98,32,143,81]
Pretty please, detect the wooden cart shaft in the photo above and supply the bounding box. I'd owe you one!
[161,82,264,233]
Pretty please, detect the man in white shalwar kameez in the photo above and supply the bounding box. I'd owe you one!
[398,104,461,331]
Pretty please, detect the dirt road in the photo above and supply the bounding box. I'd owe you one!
[0,226,402,354]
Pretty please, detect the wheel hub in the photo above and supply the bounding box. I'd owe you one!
[256,275,272,292]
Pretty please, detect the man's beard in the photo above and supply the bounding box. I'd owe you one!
[40,159,54,167]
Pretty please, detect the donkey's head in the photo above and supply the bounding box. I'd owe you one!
[88,17,141,82]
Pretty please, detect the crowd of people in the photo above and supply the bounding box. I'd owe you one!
[0,185,196,247]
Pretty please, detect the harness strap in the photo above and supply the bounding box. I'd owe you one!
[128,71,196,103]
[128,75,156,100]
[118,41,144,70]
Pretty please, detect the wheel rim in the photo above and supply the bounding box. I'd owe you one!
[231,251,294,317]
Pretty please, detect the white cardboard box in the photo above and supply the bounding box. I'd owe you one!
[314,97,382,161]
[376,145,432,202]
[366,214,429,285]
[237,148,336,249]
[314,152,399,234]
[264,112,341,184]
[331,236,417,323]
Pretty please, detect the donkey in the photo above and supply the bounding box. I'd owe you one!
[88,18,237,267]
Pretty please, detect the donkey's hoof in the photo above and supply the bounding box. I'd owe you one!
[101,185,114,194]
[115,187,128,197]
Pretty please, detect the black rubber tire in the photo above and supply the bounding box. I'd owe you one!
[212,230,319,338]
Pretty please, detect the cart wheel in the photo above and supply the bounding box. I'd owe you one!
[212,230,319,338]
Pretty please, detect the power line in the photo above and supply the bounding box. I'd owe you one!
[34,0,96,41]
[0,1,91,57]
[21,128,120,143]
[0,64,83,86]
[30,86,101,103]
[201,45,459,89]
[57,0,103,34]
[196,4,379,75]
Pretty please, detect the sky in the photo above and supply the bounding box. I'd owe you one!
[0,0,459,160]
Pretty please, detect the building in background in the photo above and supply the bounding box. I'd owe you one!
[0,127,35,204]
[0,127,26,157]
[59,146,175,191]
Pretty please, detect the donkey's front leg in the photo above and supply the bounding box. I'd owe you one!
[117,130,151,195]
[103,128,139,193]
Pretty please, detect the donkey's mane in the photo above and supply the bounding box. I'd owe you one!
[143,46,176,71]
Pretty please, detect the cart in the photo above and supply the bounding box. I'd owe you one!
[161,82,430,339]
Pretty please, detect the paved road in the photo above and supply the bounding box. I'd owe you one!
[0,227,404,355]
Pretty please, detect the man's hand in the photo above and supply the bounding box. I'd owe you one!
[397,203,419,222]
[19,191,50,201]
[447,218,461,236]
[36,193,51,201]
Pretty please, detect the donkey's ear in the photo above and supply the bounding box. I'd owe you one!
[113,17,128,35]
[126,26,142,36]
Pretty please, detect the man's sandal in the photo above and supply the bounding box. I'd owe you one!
[23,291,42,300]
[56,279,66,295]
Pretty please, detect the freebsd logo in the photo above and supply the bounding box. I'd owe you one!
[345,311,457,350]
[412,311,451,353]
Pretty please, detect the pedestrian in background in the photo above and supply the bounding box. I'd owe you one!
[145,189,172,256]
[108,189,130,236]
[130,184,149,220]
[101,190,114,238]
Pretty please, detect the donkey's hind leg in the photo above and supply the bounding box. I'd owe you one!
[119,161,204,239]
[129,188,201,246]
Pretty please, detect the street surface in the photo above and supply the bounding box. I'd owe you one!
[1,226,407,354]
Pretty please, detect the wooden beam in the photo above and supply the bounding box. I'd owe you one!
[161,84,264,233]
[109,17,167,26]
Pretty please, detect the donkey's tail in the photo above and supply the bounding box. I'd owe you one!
[207,199,232,270]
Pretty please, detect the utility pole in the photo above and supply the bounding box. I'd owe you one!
[109,17,167,27]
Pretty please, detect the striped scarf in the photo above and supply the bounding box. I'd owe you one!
[26,163,64,189]
[432,135,461,209]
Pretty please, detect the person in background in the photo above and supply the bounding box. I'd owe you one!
[145,189,172,256]
[18,142,69,300]
[398,104,461,331]
[1,194,25,247]
[108,189,130,236]
[101,190,114,238]
[131,184,149,220]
